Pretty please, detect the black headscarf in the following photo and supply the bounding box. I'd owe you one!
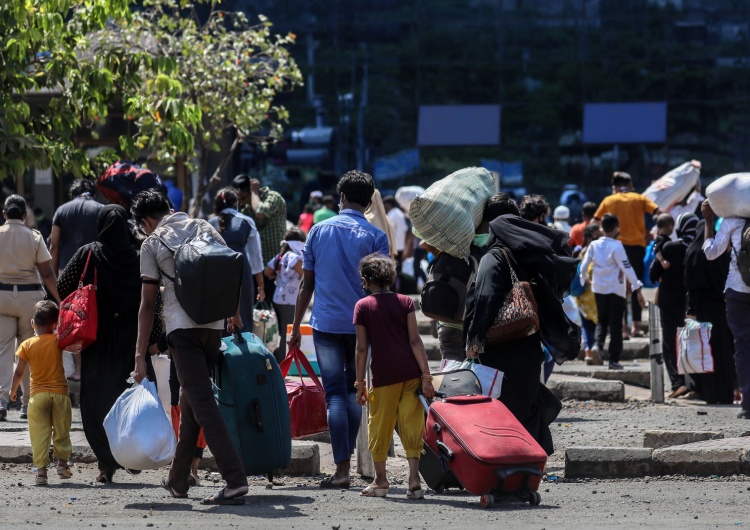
[87,205,143,311]
[684,219,729,296]
[466,215,581,363]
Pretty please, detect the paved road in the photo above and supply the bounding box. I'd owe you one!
[1,463,749,529]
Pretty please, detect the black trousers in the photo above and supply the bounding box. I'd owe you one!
[623,245,645,323]
[167,328,247,494]
[659,302,686,391]
[594,293,627,363]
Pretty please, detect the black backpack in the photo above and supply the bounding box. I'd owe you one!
[155,225,244,325]
[420,249,480,324]
[736,219,750,286]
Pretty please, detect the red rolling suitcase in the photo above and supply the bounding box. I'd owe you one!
[420,394,547,507]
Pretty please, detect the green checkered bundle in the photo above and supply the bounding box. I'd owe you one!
[409,167,496,259]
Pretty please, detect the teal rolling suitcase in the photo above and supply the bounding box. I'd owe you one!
[214,331,292,480]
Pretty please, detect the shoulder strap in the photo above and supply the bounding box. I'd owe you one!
[79,250,97,288]
[150,229,177,282]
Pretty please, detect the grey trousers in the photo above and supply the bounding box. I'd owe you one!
[438,324,465,362]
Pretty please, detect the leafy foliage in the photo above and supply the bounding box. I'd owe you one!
[0,0,136,179]
[99,0,303,202]
[1,0,302,195]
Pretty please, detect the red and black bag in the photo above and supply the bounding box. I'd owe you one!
[96,161,167,209]
[58,251,98,353]
[279,345,328,439]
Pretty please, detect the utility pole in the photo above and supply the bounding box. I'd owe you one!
[356,43,368,171]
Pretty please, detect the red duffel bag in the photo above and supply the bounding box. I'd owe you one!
[58,251,98,353]
[279,345,328,439]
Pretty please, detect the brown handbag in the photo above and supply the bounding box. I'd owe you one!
[484,249,540,346]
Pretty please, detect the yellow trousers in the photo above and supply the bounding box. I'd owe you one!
[27,391,72,468]
[368,378,424,463]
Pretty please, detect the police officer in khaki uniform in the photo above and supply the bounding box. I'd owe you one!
[0,196,60,420]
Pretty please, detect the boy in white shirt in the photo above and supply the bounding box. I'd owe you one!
[580,213,645,370]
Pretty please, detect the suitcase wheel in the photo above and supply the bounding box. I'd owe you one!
[529,491,541,506]
[480,494,494,508]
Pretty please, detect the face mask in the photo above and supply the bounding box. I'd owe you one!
[473,233,490,248]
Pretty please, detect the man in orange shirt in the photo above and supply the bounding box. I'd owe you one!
[594,172,660,337]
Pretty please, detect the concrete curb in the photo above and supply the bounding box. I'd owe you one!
[558,367,651,389]
[565,447,653,478]
[0,440,321,476]
[565,437,750,479]
[643,430,724,449]
[547,377,625,402]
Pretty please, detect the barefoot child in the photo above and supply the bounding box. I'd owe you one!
[11,301,73,485]
[353,253,434,499]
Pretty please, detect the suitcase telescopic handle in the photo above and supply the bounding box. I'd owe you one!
[233,331,246,344]
[416,389,447,413]
[494,466,542,481]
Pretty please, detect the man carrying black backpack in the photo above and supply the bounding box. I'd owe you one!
[130,189,248,504]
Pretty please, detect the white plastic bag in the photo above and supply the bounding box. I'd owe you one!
[439,358,503,399]
[642,161,701,212]
[103,378,176,470]
[253,303,280,352]
[677,319,714,374]
[706,173,750,219]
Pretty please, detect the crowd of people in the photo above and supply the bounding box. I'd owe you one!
[0,162,748,505]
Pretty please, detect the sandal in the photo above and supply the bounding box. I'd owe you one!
[360,485,389,497]
[201,487,247,505]
[406,488,424,500]
[161,476,188,499]
[57,465,73,479]
[667,385,689,399]
[320,475,350,489]
[96,469,114,484]
[35,473,48,486]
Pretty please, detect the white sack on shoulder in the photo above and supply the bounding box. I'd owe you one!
[642,161,701,212]
[104,378,176,470]
[706,173,750,219]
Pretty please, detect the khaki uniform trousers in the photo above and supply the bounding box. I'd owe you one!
[0,289,43,408]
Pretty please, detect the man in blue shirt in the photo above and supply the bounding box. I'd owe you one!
[289,170,389,488]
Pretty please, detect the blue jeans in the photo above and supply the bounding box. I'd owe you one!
[580,313,596,350]
[313,330,361,464]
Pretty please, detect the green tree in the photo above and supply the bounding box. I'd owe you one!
[0,0,140,179]
[100,0,303,214]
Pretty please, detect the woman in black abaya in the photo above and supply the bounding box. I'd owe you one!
[684,219,736,404]
[465,214,579,455]
[58,205,162,483]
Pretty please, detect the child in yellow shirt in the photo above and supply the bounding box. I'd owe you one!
[11,300,72,486]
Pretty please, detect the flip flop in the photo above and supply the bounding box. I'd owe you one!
[35,474,48,486]
[406,488,424,500]
[320,476,350,489]
[161,476,188,499]
[57,465,73,479]
[360,485,388,497]
[201,487,246,505]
